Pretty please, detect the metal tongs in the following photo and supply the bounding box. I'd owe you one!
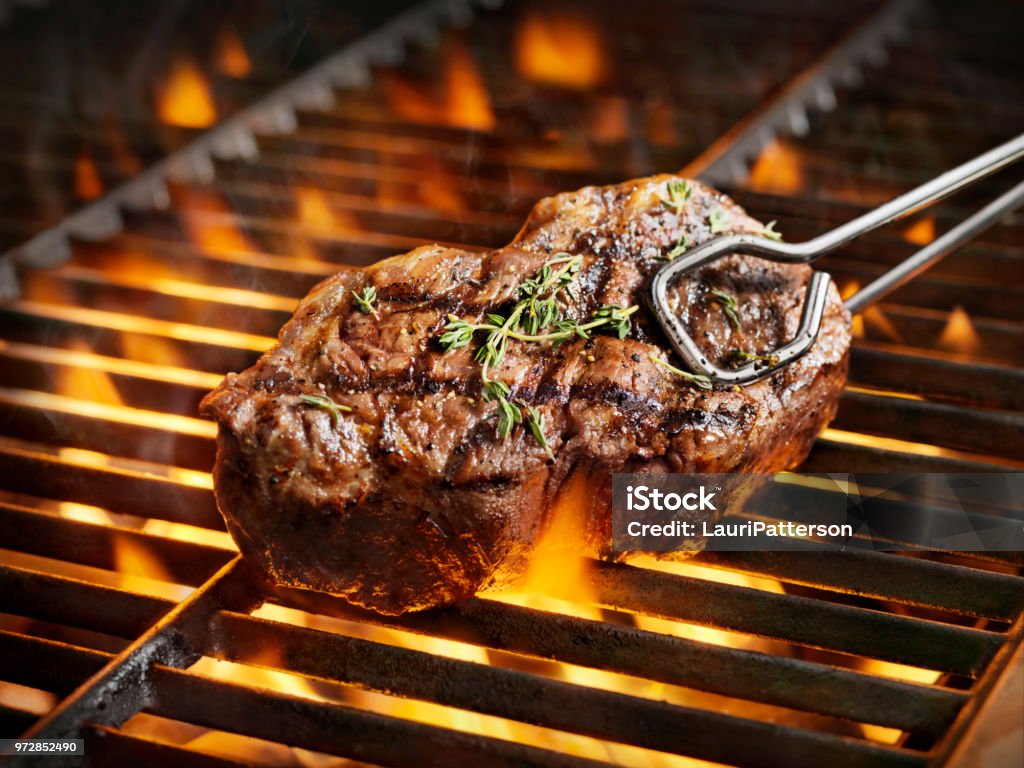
[649,133,1024,387]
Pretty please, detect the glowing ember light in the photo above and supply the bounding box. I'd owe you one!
[507,465,602,615]
[841,282,866,337]
[295,187,337,231]
[516,13,605,89]
[57,501,115,527]
[113,533,176,584]
[158,56,217,128]
[821,427,1024,469]
[444,39,496,131]
[14,300,273,353]
[140,518,235,551]
[294,186,362,235]
[419,167,466,212]
[74,149,103,200]
[55,339,123,406]
[747,139,805,194]
[937,304,980,355]
[383,38,495,130]
[844,280,900,344]
[0,683,55,720]
[590,95,630,144]
[857,658,942,744]
[0,387,216,439]
[862,306,902,344]
[215,28,251,78]
[176,187,254,254]
[851,314,865,339]
[630,557,792,652]
[902,216,935,246]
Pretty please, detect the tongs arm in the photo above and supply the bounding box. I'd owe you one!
[650,132,1024,387]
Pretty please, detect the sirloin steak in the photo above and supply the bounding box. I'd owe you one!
[201,175,851,614]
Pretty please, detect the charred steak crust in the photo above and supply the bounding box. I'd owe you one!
[201,176,851,614]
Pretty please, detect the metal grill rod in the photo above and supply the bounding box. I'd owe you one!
[684,0,920,183]
[847,178,1024,312]
[13,556,255,760]
[0,0,497,293]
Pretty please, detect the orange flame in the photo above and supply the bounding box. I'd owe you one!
[843,282,902,343]
[444,39,496,131]
[516,13,605,89]
[56,339,122,406]
[215,28,251,79]
[418,167,467,212]
[158,57,217,128]
[863,306,902,344]
[74,149,103,201]
[902,217,935,246]
[747,139,805,194]
[843,282,866,338]
[858,658,942,743]
[383,38,494,130]
[119,333,188,369]
[175,187,253,254]
[113,534,176,584]
[511,465,600,613]
[937,305,980,355]
[294,187,361,234]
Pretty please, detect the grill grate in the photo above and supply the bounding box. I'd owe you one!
[1,0,1023,766]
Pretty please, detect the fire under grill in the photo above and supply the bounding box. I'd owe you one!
[0,0,1022,766]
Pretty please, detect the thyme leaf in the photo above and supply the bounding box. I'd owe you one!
[495,395,523,438]
[648,354,713,390]
[439,316,478,349]
[761,220,783,241]
[437,255,637,447]
[663,233,689,261]
[352,286,379,317]
[708,207,730,234]
[481,379,511,402]
[520,401,552,458]
[299,393,352,426]
[727,349,781,368]
[710,287,742,331]
[519,253,582,335]
[660,178,692,215]
[591,304,637,339]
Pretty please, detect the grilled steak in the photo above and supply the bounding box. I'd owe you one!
[201,175,851,614]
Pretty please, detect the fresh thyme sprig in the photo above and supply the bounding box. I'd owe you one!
[519,254,582,334]
[451,303,639,372]
[662,233,689,261]
[727,349,781,368]
[352,286,379,318]
[710,288,742,332]
[480,379,522,439]
[661,178,692,215]
[708,207,730,234]
[648,353,713,390]
[438,255,640,450]
[520,402,553,458]
[761,220,783,241]
[299,393,352,426]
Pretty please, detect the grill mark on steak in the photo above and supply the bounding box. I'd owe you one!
[201,174,851,615]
